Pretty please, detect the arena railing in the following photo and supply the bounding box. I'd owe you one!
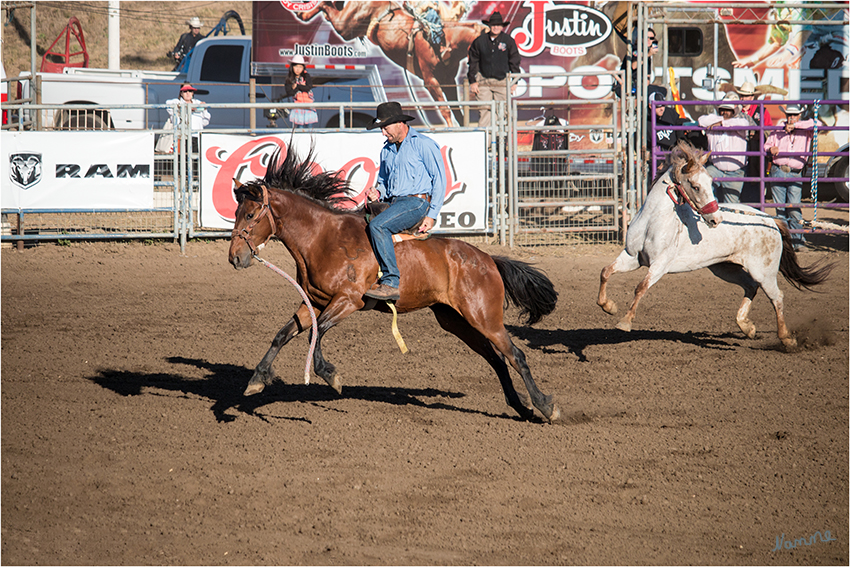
[649,99,849,236]
[0,99,505,253]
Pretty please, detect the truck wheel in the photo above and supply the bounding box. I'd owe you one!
[58,110,110,131]
[830,155,849,203]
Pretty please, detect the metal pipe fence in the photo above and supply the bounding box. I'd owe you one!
[649,99,849,235]
[1,99,503,253]
[4,94,845,252]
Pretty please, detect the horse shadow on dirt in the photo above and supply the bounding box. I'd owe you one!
[508,325,741,362]
[88,356,538,424]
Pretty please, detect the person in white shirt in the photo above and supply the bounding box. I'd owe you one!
[165,83,210,153]
[697,93,751,203]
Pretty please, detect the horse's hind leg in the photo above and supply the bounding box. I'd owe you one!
[757,275,797,350]
[707,263,760,339]
[439,301,559,422]
[245,303,316,396]
[617,265,669,332]
[598,250,641,316]
[430,305,536,421]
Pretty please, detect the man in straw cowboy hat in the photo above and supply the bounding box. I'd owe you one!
[765,104,822,250]
[467,11,521,128]
[169,17,204,64]
[735,81,777,129]
[362,102,446,302]
[734,81,774,201]
[698,92,751,203]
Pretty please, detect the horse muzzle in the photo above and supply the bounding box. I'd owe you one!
[228,240,254,270]
[699,201,722,228]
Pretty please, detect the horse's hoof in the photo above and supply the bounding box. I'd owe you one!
[600,300,618,315]
[615,319,632,332]
[323,373,342,395]
[545,404,561,424]
[782,337,798,351]
[515,392,534,411]
[244,382,265,396]
[737,320,756,339]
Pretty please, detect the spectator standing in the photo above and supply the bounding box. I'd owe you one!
[169,17,204,65]
[285,55,318,127]
[698,93,750,203]
[362,102,446,302]
[615,26,661,99]
[164,83,210,153]
[467,11,520,128]
[765,104,821,250]
[737,82,774,128]
[649,98,686,174]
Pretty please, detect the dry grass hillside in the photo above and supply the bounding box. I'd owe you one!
[2,1,252,78]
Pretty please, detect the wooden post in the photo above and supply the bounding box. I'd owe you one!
[16,212,24,251]
[462,78,470,127]
[249,78,256,132]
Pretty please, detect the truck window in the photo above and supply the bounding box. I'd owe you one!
[200,45,244,83]
[668,28,702,57]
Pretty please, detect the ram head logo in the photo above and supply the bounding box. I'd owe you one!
[10,153,43,190]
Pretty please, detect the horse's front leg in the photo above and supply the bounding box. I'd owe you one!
[617,265,668,332]
[598,250,640,315]
[245,303,317,396]
[295,1,329,22]
[419,56,454,126]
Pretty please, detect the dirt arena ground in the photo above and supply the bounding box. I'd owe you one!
[2,233,848,565]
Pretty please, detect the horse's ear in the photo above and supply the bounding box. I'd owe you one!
[233,178,243,189]
[700,151,710,166]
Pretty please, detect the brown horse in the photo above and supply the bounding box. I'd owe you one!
[228,147,561,422]
[297,1,484,126]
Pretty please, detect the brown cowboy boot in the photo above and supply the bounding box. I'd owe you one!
[364,282,400,302]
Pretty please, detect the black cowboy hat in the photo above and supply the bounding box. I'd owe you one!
[483,11,510,26]
[367,101,415,130]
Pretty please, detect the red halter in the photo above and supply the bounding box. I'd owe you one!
[231,184,277,255]
[667,180,718,216]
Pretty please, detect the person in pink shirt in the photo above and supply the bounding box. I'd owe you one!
[698,93,751,203]
[765,104,821,250]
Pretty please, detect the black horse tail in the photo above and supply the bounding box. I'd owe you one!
[775,220,834,291]
[492,256,558,325]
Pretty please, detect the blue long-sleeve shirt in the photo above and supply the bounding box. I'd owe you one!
[376,127,446,220]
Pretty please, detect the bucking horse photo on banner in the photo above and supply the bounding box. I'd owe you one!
[295,1,484,126]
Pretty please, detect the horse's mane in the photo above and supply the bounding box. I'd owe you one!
[651,141,703,187]
[236,146,358,214]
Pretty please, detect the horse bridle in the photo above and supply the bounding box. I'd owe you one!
[231,184,277,255]
[666,169,719,216]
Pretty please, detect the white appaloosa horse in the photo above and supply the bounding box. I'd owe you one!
[597,141,832,350]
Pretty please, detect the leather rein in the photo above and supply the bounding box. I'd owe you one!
[231,184,277,255]
[666,170,719,216]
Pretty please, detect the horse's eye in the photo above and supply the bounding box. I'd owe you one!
[247,213,254,220]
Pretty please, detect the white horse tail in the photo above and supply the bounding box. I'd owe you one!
[774,219,834,291]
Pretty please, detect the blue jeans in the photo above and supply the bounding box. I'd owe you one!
[770,164,806,246]
[706,163,744,204]
[368,196,430,288]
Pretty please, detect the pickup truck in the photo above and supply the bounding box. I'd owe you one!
[19,36,382,130]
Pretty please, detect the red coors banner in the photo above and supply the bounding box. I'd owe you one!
[199,132,488,233]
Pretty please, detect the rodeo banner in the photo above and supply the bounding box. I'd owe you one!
[199,131,488,232]
[1,131,154,210]
[255,1,847,149]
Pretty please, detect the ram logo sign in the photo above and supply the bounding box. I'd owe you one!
[9,153,43,190]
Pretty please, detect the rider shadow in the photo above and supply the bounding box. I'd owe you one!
[88,356,523,423]
[508,325,737,362]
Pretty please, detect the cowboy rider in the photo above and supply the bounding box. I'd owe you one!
[363,102,446,302]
